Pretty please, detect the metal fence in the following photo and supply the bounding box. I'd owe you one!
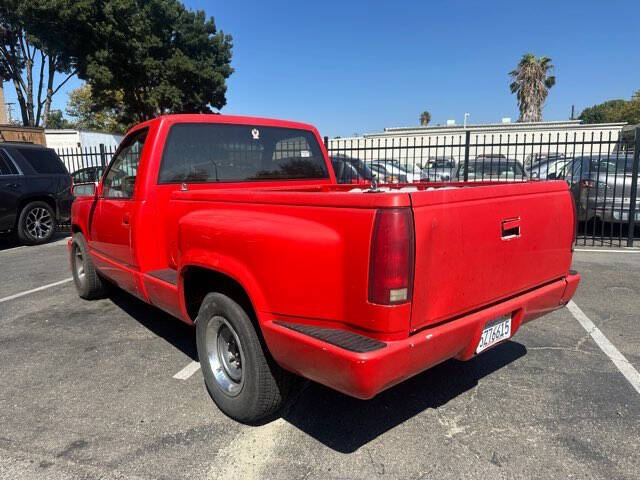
[55,129,640,247]
[325,127,640,247]
[56,144,117,180]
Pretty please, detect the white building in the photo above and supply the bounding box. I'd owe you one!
[45,129,123,152]
[328,120,628,165]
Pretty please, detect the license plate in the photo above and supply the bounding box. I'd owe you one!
[476,315,512,353]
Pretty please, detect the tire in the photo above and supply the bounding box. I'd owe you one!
[71,232,107,300]
[17,201,56,245]
[196,292,295,423]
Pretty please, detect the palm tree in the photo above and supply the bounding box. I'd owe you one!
[419,111,431,126]
[509,54,556,122]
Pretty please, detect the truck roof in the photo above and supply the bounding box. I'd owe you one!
[129,114,318,135]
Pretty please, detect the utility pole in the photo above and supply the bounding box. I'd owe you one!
[571,105,575,120]
[0,84,7,124]
[6,103,15,124]
[463,113,470,129]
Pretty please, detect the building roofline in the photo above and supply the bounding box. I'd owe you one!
[363,120,628,137]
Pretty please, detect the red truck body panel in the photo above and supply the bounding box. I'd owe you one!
[70,114,580,400]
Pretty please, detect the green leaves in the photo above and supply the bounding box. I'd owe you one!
[509,53,556,122]
[77,0,233,126]
[579,95,640,125]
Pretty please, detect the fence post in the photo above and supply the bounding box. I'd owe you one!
[626,127,640,247]
[463,130,471,182]
[99,143,106,167]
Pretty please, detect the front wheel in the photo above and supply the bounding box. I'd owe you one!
[71,232,108,299]
[196,293,295,423]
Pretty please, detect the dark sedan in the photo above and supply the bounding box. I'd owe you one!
[330,155,375,184]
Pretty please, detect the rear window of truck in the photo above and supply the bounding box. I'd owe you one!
[158,123,329,183]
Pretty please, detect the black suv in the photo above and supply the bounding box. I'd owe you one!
[0,143,73,245]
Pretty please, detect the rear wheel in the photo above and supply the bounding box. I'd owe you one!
[17,201,56,245]
[71,232,107,299]
[196,292,295,423]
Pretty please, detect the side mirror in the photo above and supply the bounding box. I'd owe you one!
[72,181,98,197]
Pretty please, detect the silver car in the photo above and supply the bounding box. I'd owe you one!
[558,155,637,224]
[420,157,456,182]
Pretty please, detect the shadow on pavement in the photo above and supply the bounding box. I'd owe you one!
[282,340,527,453]
[0,231,70,252]
[103,286,526,452]
[108,289,198,361]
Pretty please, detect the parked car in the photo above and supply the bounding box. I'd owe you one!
[456,158,527,181]
[0,142,72,244]
[557,154,637,224]
[71,166,105,184]
[367,160,420,183]
[420,157,456,182]
[330,155,374,184]
[527,154,569,179]
[69,114,579,423]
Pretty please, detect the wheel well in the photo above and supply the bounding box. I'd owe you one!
[183,266,257,325]
[17,196,56,217]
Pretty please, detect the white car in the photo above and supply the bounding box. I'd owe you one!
[367,160,420,183]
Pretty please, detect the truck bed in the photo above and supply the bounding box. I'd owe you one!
[170,180,574,332]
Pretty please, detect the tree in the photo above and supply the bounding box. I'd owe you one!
[46,109,74,129]
[509,54,556,122]
[0,0,87,127]
[579,91,640,125]
[419,111,431,126]
[66,84,128,133]
[78,0,233,126]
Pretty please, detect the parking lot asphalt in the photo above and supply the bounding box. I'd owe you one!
[0,238,638,479]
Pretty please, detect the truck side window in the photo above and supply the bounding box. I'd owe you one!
[103,129,148,198]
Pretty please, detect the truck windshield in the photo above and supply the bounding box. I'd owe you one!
[159,123,329,183]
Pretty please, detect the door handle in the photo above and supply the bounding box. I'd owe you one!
[501,217,520,239]
[122,213,130,225]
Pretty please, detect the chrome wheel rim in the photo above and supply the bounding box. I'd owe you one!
[74,246,86,286]
[25,207,53,239]
[205,316,245,396]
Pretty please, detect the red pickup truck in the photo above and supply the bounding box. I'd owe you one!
[70,114,580,422]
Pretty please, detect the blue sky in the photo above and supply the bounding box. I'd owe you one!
[4,0,640,137]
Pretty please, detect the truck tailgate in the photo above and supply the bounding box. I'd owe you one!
[409,181,574,331]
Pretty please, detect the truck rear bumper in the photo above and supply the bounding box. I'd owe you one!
[262,273,580,399]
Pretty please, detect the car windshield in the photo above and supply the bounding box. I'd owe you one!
[463,160,524,177]
[589,157,632,175]
[431,160,453,168]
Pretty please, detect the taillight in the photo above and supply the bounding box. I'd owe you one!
[368,208,415,305]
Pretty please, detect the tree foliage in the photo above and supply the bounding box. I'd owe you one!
[579,91,640,125]
[66,84,128,133]
[419,111,431,126]
[1,0,233,128]
[78,0,233,126]
[0,0,84,127]
[46,109,74,129]
[509,53,556,123]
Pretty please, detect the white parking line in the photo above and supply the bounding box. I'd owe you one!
[173,360,201,380]
[0,278,73,304]
[574,248,640,253]
[567,301,640,395]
